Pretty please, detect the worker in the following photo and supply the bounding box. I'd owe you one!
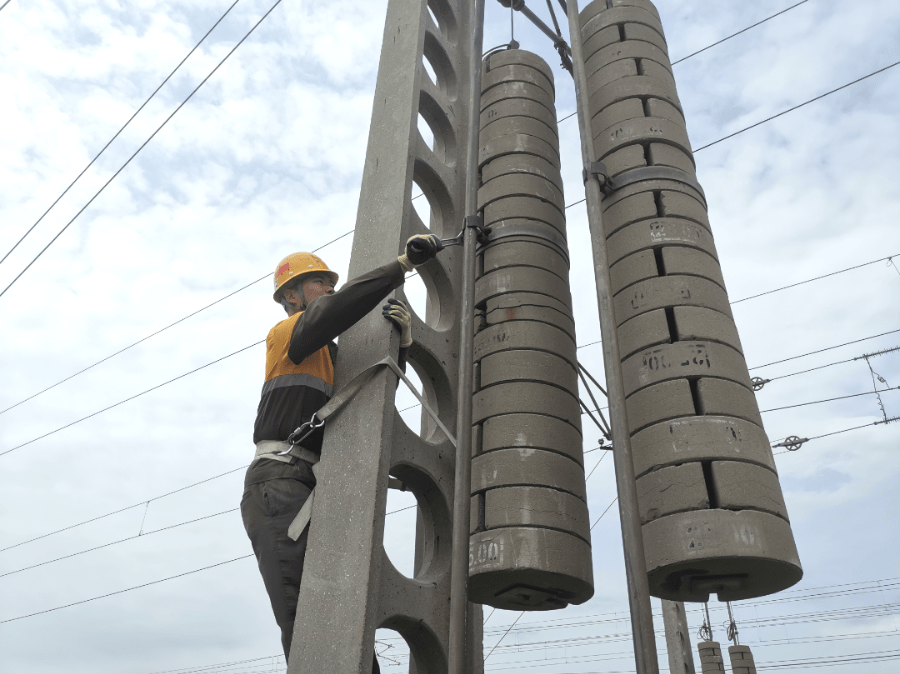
[240,234,443,670]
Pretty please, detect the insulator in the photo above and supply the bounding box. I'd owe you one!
[468,48,594,611]
[579,0,802,602]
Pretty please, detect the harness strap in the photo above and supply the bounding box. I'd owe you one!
[292,355,457,448]
[253,440,320,466]
[280,355,457,542]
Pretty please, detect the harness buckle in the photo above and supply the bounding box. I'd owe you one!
[284,414,326,449]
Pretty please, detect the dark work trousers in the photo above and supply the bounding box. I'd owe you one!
[241,473,381,673]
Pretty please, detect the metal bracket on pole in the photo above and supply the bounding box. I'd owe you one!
[584,161,613,195]
[497,0,573,58]
[466,214,492,246]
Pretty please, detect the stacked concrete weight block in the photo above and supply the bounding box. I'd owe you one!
[579,0,802,602]
[468,48,594,611]
[696,641,725,673]
[728,645,758,674]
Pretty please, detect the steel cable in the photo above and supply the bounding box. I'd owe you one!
[0,0,243,269]
[0,0,287,300]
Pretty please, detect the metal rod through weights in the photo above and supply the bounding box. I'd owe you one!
[562,1,660,672]
[447,0,486,671]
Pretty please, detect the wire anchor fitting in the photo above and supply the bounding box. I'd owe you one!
[698,601,714,642]
[724,600,740,645]
[751,376,770,391]
[772,435,807,451]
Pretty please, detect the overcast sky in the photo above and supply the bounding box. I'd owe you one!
[1,0,899,672]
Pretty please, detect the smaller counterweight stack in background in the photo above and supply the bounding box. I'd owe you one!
[728,645,758,674]
[578,0,802,602]
[468,48,594,611]
[697,641,725,673]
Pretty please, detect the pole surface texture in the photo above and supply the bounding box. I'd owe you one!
[564,0,661,672]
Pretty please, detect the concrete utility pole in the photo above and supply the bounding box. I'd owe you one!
[564,0,661,671]
[289,0,484,671]
[662,599,696,674]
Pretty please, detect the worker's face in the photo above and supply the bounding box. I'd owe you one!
[300,272,336,305]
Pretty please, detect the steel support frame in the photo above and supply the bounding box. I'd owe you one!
[563,1,660,672]
[289,0,483,671]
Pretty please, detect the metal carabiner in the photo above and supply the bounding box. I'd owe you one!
[284,414,326,449]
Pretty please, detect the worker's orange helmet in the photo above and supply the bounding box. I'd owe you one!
[272,252,339,302]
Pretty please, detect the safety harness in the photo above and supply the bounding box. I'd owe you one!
[252,355,456,541]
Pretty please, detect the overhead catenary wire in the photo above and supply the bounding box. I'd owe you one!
[3,0,881,407]
[0,341,264,459]
[0,0,288,301]
[751,327,900,370]
[7,320,893,464]
[0,464,247,553]
[671,0,810,65]
[693,58,900,153]
[731,253,900,304]
[0,228,353,417]
[0,508,239,579]
[553,2,812,125]
[0,0,244,269]
[760,385,900,413]
[773,415,900,454]
[4,234,880,420]
[0,554,254,625]
[349,575,900,649]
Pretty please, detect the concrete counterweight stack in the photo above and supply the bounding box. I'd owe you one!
[468,48,594,611]
[578,0,802,602]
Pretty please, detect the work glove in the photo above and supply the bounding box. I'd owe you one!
[382,298,412,347]
[397,234,443,272]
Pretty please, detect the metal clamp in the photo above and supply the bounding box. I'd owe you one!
[285,414,326,448]
[439,215,490,249]
[584,161,614,196]
[583,162,707,204]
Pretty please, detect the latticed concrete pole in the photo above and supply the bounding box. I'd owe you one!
[289,0,482,671]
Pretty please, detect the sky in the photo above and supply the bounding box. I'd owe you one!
[1,0,899,672]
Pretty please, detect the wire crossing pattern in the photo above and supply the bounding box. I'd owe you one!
[0,555,254,625]
[0,0,287,301]
[0,341,263,458]
[0,0,243,269]
[0,229,353,417]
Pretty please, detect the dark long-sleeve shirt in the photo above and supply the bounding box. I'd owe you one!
[246,259,407,487]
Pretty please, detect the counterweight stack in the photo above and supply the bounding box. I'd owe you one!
[468,49,594,611]
[578,0,802,602]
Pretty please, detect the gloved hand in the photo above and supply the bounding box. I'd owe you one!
[382,298,412,347]
[397,234,443,272]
